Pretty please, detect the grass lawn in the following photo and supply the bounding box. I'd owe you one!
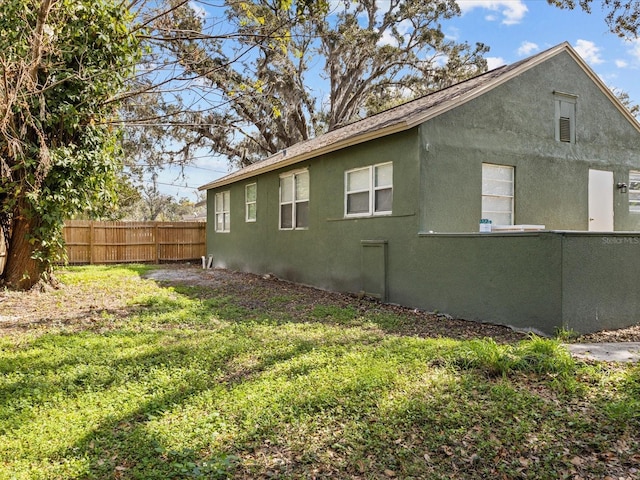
[1,265,639,479]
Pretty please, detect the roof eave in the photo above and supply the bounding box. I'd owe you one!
[403,43,575,128]
[198,121,411,190]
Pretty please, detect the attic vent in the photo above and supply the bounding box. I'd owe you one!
[559,117,571,143]
[554,92,576,144]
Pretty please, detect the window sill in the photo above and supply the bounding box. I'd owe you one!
[326,212,415,222]
[344,211,392,219]
[418,231,548,238]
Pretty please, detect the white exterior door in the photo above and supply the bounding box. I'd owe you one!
[588,169,614,231]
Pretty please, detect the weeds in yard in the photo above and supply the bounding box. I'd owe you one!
[447,335,576,378]
[1,265,638,479]
[554,326,581,342]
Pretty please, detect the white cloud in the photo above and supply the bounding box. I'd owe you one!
[378,20,412,47]
[486,57,506,69]
[445,27,461,41]
[457,1,528,25]
[615,59,629,68]
[574,39,604,65]
[328,0,356,15]
[378,29,396,47]
[189,1,206,18]
[629,39,640,61]
[517,41,539,57]
[433,54,449,68]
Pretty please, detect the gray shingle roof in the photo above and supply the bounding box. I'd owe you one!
[200,42,639,190]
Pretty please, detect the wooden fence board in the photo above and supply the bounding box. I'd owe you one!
[63,220,206,264]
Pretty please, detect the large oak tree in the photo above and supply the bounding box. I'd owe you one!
[136,0,488,167]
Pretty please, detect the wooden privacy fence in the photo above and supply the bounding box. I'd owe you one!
[63,220,206,265]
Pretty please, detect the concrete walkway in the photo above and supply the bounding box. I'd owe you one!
[565,342,640,363]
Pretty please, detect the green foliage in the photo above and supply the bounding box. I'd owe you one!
[446,336,577,380]
[0,0,142,282]
[1,265,639,478]
[555,326,581,342]
[547,0,639,39]
[614,88,640,118]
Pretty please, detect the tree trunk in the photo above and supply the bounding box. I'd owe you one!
[2,212,43,291]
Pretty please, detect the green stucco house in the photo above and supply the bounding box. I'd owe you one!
[200,43,640,335]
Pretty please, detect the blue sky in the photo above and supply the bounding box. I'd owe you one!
[155,0,640,201]
[453,0,639,101]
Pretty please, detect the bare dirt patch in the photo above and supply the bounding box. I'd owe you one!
[575,324,640,343]
[0,278,133,334]
[143,267,237,287]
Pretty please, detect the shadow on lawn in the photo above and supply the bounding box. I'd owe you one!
[142,268,527,344]
[2,324,329,478]
[5,266,637,478]
[53,335,433,479]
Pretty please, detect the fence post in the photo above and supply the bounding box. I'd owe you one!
[89,221,94,265]
[154,223,160,264]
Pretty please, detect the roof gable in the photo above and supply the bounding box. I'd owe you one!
[200,42,640,191]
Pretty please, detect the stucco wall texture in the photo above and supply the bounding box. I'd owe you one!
[205,50,640,335]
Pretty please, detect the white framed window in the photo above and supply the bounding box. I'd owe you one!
[345,162,393,217]
[279,169,309,230]
[215,190,230,232]
[554,92,577,143]
[629,171,640,213]
[245,183,257,222]
[482,163,514,225]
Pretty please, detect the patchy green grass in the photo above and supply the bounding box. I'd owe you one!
[0,265,638,479]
